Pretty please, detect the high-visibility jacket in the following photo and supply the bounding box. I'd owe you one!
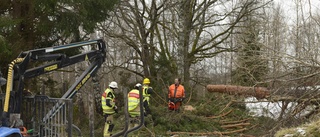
[101,88,116,114]
[128,89,140,116]
[142,85,151,104]
[168,84,185,99]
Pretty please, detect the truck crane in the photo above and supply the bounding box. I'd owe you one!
[0,39,107,136]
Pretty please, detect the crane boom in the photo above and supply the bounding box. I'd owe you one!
[1,39,106,128]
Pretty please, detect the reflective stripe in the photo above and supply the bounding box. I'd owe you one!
[143,86,150,97]
[129,111,140,116]
[143,97,150,102]
[129,92,139,98]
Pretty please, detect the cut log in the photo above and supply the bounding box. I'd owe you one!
[206,85,270,99]
[183,105,196,111]
[207,109,233,119]
[167,128,248,135]
[219,118,251,124]
[221,122,251,128]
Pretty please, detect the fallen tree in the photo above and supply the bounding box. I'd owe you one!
[221,122,251,129]
[206,84,270,99]
[166,128,248,136]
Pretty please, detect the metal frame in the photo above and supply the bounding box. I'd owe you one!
[112,86,145,137]
[22,95,73,137]
[1,39,106,129]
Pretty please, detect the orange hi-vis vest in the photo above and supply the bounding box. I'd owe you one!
[168,84,185,99]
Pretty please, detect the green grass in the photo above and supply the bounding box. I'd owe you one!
[275,119,320,137]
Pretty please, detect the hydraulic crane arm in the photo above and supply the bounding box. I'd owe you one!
[2,39,106,127]
[43,59,103,121]
[23,40,106,78]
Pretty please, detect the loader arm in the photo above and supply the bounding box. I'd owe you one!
[1,39,106,127]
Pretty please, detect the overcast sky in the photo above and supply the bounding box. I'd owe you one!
[273,0,320,22]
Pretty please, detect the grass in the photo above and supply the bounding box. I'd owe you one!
[275,118,320,137]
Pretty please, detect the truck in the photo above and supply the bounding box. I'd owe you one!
[0,39,107,136]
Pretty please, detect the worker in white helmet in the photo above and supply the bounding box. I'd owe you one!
[101,81,118,137]
[128,83,142,130]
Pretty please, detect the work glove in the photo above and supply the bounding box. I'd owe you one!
[113,106,118,113]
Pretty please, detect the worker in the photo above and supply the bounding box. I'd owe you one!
[101,81,119,137]
[128,83,142,130]
[168,78,185,112]
[142,78,153,117]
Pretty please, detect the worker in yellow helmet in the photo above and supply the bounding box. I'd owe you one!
[101,81,118,137]
[128,83,142,130]
[142,78,153,118]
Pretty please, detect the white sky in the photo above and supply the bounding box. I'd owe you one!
[273,0,320,22]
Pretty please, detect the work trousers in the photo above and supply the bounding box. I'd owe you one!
[103,114,114,137]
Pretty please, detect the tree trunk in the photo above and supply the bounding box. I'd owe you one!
[88,87,94,137]
[12,0,35,51]
[183,61,191,93]
[178,0,194,91]
[132,0,151,78]
[206,84,270,99]
[142,43,151,77]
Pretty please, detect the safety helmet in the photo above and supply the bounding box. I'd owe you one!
[135,83,142,88]
[143,78,150,84]
[109,81,118,89]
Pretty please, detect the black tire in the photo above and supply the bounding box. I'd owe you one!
[7,133,22,137]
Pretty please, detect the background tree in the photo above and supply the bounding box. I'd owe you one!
[0,0,118,73]
[100,0,271,95]
[2,0,320,136]
[232,3,269,86]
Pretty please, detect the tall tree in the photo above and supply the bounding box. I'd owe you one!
[98,0,272,100]
[232,1,268,86]
[267,4,287,87]
[170,0,271,91]
[0,0,118,72]
[100,0,168,83]
[285,0,320,86]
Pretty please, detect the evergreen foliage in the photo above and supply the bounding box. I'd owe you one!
[232,10,268,86]
[0,0,118,72]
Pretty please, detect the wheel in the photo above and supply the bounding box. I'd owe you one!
[7,133,22,137]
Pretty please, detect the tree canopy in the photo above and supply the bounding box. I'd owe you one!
[0,0,118,72]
